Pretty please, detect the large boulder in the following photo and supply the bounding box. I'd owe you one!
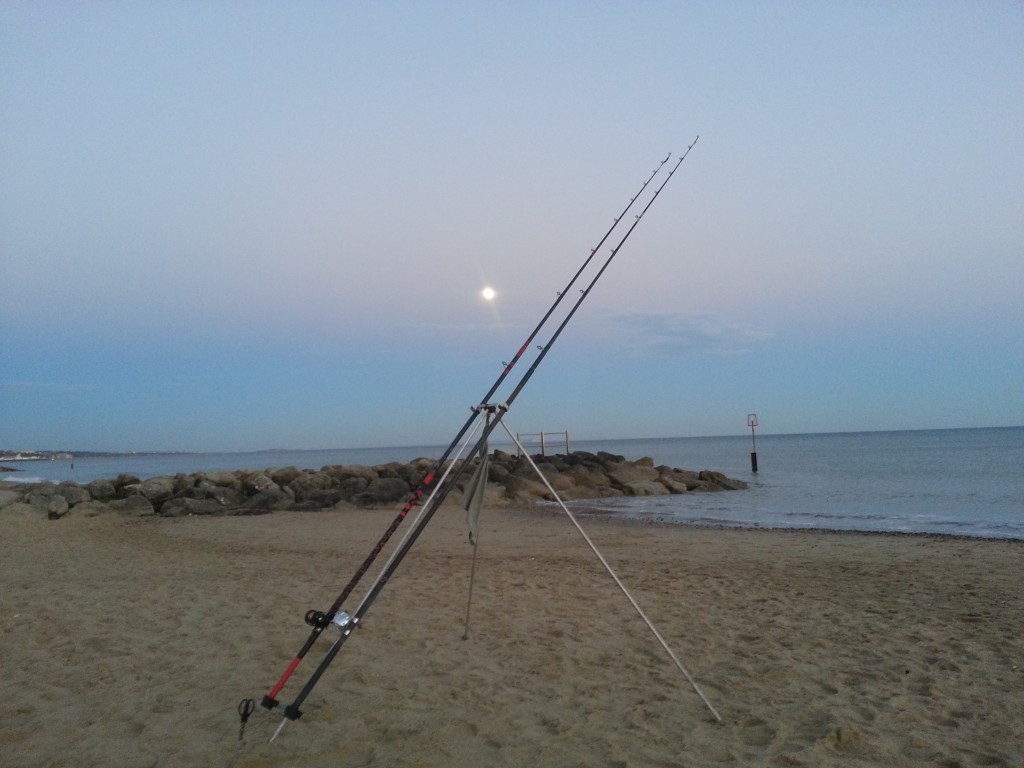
[269,466,303,485]
[564,464,613,493]
[529,462,577,493]
[607,462,659,486]
[26,484,70,518]
[624,481,670,497]
[286,471,334,502]
[86,478,117,501]
[201,484,246,508]
[337,475,370,500]
[56,482,91,506]
[139,476,177,505]
[322,465,378,495]
[501,475,551,504]
[240,473,280,495]
[159,497,227,517]
[657,469,707,493]
[373,461,427,488]
[698,470,748,491]
[109,496,155,516]
[114,474,142,498]
[395,459,432,487]
[201,470,241,488]
[172,484,207,501]
[243,490,294,513]
[28,481,57,498]
[41,495,71,519]
[352,477,410,506]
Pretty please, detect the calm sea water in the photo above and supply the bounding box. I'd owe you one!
[569,428,1023,540]
[5,427,1022,540]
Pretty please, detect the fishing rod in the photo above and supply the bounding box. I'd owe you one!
[268,138,699,739]
[502,139,697,410]
[259,152,672,712]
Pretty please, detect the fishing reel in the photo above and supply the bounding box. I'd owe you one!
[304,609,352,630]
[304,610,331,628]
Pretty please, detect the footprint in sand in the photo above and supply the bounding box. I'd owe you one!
[817,679,839,696]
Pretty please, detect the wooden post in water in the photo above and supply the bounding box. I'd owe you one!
[747,414,759,473]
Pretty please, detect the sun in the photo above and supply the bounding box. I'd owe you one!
[481,286,496,301]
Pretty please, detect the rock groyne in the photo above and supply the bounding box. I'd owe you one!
[0,450,747,519]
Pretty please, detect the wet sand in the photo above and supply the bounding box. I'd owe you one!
[1,503,1021,767]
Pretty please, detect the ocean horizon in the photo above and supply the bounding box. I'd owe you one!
[4,426,1022,540]
[6,424,1020,463]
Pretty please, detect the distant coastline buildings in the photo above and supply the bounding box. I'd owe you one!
[0,451,74,462]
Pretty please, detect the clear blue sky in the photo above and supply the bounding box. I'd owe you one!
[2,2,1021,452]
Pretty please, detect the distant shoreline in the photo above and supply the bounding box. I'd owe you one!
[2,425,1021,462]
[0,451,202,462]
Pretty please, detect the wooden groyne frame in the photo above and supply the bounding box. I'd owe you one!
[514,431,570,457]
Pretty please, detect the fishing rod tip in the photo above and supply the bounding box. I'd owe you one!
[269,718,288,744]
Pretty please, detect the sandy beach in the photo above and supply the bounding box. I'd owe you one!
[1,501,1021,767]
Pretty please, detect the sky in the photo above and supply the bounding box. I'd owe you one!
[2,2,1022,452]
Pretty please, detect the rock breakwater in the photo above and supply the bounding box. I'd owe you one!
[0,450,746,519]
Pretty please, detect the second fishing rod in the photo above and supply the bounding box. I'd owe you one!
[259,152,672,711]
[269,139,698,738]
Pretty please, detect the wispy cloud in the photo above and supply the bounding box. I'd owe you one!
[604,312,774,356]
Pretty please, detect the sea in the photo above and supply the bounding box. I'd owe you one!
[4,427,1022,540]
